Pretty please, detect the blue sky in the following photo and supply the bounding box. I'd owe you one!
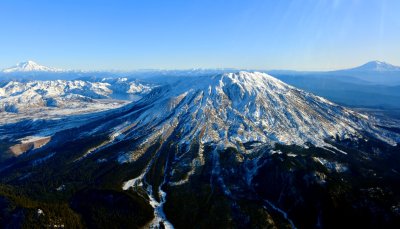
[0,0,399,71]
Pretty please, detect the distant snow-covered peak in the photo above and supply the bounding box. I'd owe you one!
[2,60,64,73]
[351,61,400,72]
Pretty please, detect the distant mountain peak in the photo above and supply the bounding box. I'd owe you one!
[351,60,400,71]
[2,60,63,73]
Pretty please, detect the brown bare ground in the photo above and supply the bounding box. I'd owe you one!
[9,137,51,156]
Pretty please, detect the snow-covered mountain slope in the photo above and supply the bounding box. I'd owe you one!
[107,72,395,151]
[348,60,400,72]
[2,60,64,73]
[0,78,153,123]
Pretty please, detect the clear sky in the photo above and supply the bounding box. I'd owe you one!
[0,0,399,71]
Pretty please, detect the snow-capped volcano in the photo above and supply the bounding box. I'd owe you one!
[78,72,396,163]
[2,60,63,73]
[348,60,400,72]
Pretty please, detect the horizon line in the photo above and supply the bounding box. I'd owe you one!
[1,59,399,73]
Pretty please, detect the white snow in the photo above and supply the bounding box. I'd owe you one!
[264,200,297,229]
[122,176,143,190]
[56,184,66,191]
[313,157,348,173]
[3,60,63,73]
[147,185,174,229]
[37,209,44,216]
